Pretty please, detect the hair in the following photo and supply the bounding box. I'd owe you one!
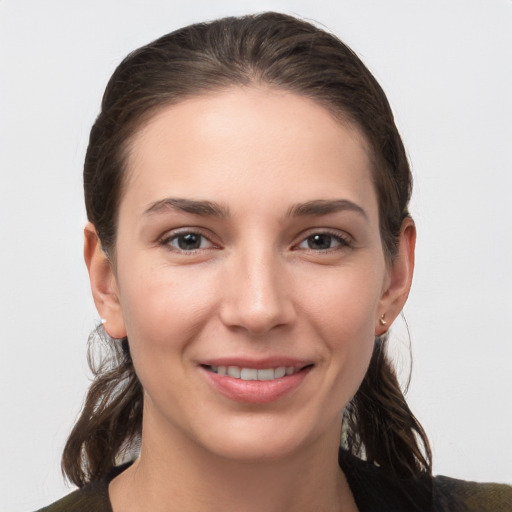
[63,11,431,487]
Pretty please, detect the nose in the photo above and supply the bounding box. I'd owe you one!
[218,247,296,336]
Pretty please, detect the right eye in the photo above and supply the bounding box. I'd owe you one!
[162,232,214,252]
[297,233,347,251]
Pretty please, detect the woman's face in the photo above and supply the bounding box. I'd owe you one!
[88,87,412,461]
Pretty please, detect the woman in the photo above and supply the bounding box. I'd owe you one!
[38,12,511,512]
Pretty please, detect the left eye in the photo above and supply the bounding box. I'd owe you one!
[298,233,347,251]
[166,232,213,251]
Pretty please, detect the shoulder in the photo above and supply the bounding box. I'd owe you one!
[34,483,110,512]
[34,464,131,512]
[339,449,512,512]
[339,449,432,511]
[433,474,512,512]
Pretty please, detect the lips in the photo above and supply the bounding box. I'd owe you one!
[199,359,313,403]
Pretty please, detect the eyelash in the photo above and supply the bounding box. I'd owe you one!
[294,230,352,252]
[158,229,352,254]
[159,229,216,253]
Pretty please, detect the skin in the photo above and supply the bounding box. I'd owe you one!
[85,87,415,512]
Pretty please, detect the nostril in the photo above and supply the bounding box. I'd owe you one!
[219,294,296,334]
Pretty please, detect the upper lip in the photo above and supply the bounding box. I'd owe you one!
[198,357,313,370]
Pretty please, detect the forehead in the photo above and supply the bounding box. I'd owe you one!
[122,87,377,219]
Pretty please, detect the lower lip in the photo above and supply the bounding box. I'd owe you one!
[201,366,312,404]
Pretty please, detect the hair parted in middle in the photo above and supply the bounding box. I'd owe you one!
[63,11,431,487]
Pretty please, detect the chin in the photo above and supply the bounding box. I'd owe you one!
[194,414,338,464]
[205,436,307,463]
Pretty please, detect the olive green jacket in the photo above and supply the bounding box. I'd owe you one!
[37,452,512,512]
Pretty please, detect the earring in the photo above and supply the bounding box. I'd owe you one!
[379,314,387,326]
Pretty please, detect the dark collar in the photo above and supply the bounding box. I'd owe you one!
[44,454,433,512]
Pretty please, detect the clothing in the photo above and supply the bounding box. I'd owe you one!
[36,451,512,512]
[339,451,512,511]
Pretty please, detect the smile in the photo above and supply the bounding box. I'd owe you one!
[207,365,298,381]
[201,362,313,404]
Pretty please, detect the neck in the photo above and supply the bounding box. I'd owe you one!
[109,413,357,512]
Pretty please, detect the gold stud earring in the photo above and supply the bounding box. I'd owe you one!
[379,314,387,326]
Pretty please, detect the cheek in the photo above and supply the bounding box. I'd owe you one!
[295,264,382,398]
[296,261,383,340]
[116,260,218,354]
[115,263,219,415]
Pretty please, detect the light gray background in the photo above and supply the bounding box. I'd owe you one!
[1,1,511,510]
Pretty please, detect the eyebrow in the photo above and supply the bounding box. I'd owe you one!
[287,199,368,219]
[143,197,367,220]
[143,197,230,218]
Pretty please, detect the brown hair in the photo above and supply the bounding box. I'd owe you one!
[63,11,431,486]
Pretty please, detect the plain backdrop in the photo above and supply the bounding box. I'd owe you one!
[1,0,511,510]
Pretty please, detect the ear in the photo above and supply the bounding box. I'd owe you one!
[84,222,127,339]
[375,218,416,336]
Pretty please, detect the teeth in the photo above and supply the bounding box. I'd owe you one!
[209,365,298,380]
[241,368,258,380]
[227,366,241,378]
[257,369,275,381]
[274,367,286,379]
